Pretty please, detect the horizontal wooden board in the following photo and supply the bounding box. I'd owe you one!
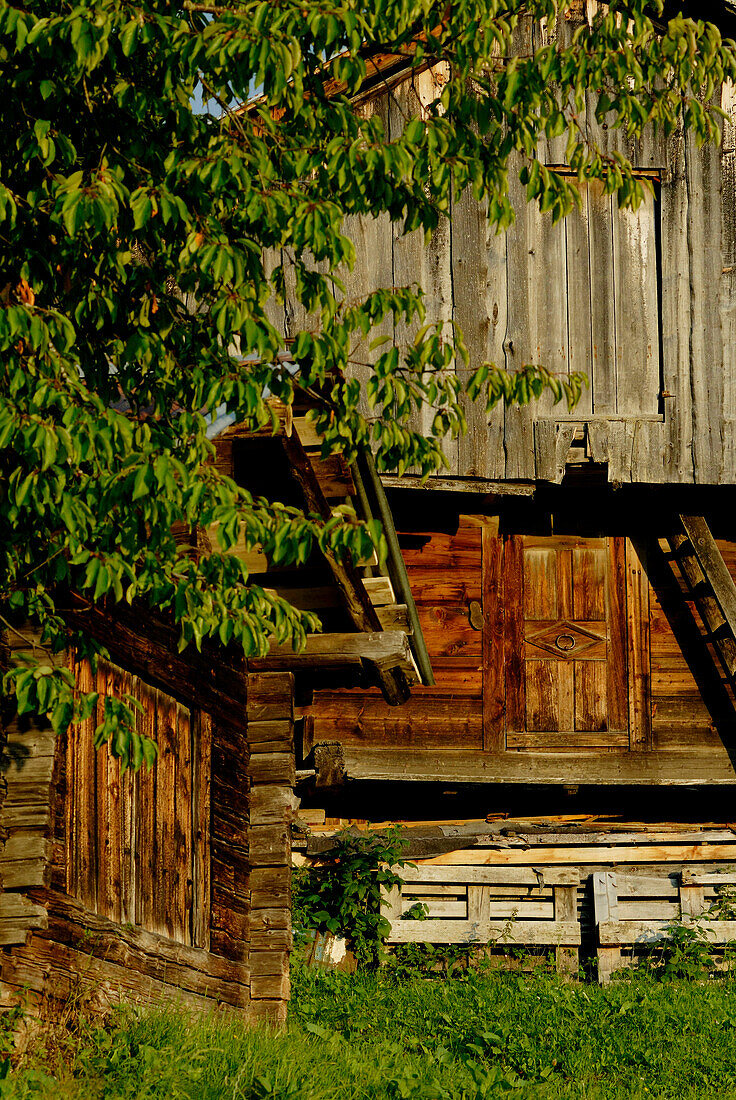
[415,604,482,658]
[598,919,736,946]
[507,731,629,749]
[422,845,736,867]
[398,866,580,886]
[341,747,736,784]
[312,695,483,748]
[387,919,581,945]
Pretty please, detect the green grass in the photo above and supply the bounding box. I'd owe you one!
[5,964,736,1098]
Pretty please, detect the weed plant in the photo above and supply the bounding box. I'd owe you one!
[5,963,736,1098]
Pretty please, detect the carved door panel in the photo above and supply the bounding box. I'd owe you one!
[503,535,629,748]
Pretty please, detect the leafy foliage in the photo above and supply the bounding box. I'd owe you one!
[293,827,410,966]
[1,0,734,758]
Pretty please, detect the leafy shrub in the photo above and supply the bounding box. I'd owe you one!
[292,827,410,967]
[639,919,716,981]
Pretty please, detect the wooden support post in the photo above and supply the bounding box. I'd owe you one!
[593,871,621,984]
[482,525,505,752]
[680,870,706,921]
[626,539,652,750]
[280,431,410,705]
[553,883,579,978]
[382,885,404,929]
[467,884,491,926]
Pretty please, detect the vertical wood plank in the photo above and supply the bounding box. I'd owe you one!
[504,536,526,735]
[135,679,157,932]
[175,701,193,945]
[593,871,621,984]
[526,661,559,732]
[721,84,736,473]
[564,180,593,416]
[191,709,212,951]
[606,537,629,733]
[467,884,491,925]
[573,548,607,620]
[553,884,579,977]
[382,884,404,926]
[626,538,652,750]
[575,661,607,732]
[95,668,110,919]
[121,681,137,927]
[343,95,394,424]
[66,652,78,899]
[558,663,575,733]
[504,16,565,480]
[524,549,558,619]
[391,69,454,463]
[156,690,178,940]
[482,527,505,752]
[557,549,573,621]
[686,130,724,483]
[105,663,124,925]
[587,182,617,415]
[505,171,568,478]
[612,193,660,416]
[679,884,706,921]
[453,184,507,479]
[659,128,693,482]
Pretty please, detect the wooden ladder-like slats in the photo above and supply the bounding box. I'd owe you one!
[667,514,736,681]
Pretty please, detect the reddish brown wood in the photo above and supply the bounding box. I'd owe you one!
[504,535,527,735]
[607,537,629,732]
[482,528,505,752]
[627,538,653,750]
[191,710,212,951]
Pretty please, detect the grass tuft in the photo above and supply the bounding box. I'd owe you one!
[4,964,736,1097]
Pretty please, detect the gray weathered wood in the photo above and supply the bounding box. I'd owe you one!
[612,191,660,416]
[340,747,736,785]
[598,920,736,946]
[453,183,506,479]
[386,919,581,946]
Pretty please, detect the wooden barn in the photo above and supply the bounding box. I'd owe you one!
[279,8,736,976]
[0,407,426,1022]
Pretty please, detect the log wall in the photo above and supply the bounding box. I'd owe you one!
[0,628,295,1027]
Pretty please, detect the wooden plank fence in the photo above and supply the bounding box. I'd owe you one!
[594,870,736,983]
[382,864,581,974]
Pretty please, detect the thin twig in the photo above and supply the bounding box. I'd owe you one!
[0,614,55,659]
[198,74,249,142]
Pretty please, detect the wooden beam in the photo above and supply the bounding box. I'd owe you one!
[420,844,736,866]
[248,631,415,676]
[338,747,736,785]
[380,475,535,496]
[279,430,410,704]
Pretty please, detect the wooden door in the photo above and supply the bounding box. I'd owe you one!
[503,535,629,749]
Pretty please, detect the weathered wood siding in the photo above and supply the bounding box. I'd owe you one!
[309,508,736,785]
[308,516,484,752]
[0,630,295,1025]
[271,29,736,485]
[61,655,207,944]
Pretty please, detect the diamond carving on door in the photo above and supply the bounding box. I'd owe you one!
[503,535,629,748]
